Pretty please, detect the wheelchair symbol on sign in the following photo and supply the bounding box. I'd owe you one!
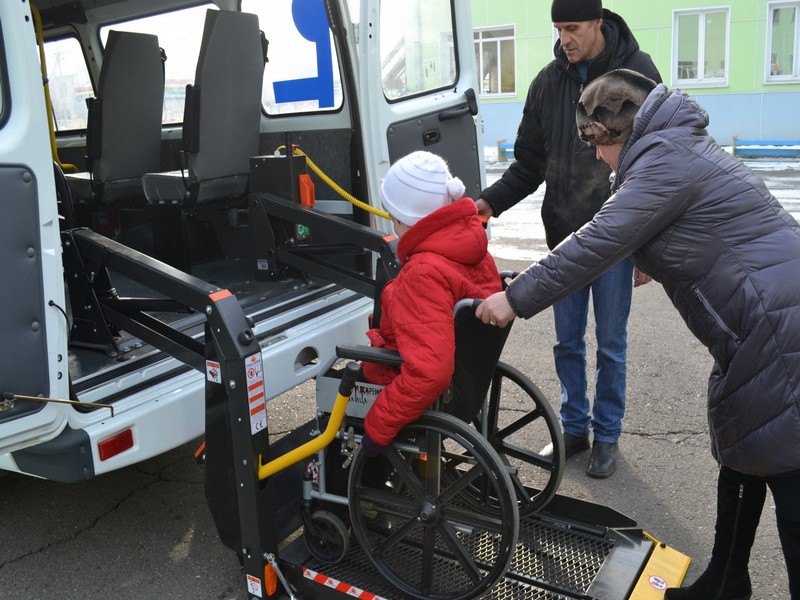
[272,0,334,108]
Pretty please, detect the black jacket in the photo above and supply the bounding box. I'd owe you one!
[506,85,800,477]
[480,10,661,248]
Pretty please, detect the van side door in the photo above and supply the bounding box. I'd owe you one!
[0,1,70,456]
[356,0,485,218]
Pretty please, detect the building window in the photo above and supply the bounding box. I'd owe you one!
[767,2,800,82]
[672,8,729,87]
[474,26,515,96]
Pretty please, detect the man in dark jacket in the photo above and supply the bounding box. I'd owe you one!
[477,69,800,600]
[476,0,661,478]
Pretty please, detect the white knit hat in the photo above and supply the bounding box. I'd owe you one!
[380,151,466,226]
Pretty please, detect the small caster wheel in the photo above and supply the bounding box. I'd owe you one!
[303,509,350,563]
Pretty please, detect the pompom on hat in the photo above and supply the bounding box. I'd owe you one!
[551,0,603,22]
[380,151,465,226]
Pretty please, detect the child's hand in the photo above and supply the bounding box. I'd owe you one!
[360,433,388,457]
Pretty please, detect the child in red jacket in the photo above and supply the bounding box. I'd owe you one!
[360,151,503,456]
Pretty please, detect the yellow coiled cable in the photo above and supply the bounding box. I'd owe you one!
[275,145,390,221]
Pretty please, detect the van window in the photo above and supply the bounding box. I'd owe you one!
[380,0,457,100]
[43,36,92,131]
[99,4,217,125]
[242,0,344,115]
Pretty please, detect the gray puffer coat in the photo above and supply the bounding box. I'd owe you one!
[506,84,800,477]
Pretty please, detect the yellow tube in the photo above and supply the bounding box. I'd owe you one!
[258,388,351,480]
[274,145,391,221]
[31,3,79,174]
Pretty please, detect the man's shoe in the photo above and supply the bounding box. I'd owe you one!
[587,441,617,478]
[540,432,590,461]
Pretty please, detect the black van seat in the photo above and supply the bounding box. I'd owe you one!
[67,30,164,204]
[141,10,265,206]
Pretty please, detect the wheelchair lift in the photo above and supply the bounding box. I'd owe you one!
[64,190,689,599]
[216,195,691,599]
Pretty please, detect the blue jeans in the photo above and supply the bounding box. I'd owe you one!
[552,258,633,444]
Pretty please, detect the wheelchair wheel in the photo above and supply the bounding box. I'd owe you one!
[303,509,350,563]
[477,361,564,517]
[348,412,519,600]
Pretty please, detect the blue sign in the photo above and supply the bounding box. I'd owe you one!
[273,0,335,108]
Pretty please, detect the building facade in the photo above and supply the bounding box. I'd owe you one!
[472,0,800,147]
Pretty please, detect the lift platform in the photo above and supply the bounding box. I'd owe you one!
[278,491,688,600]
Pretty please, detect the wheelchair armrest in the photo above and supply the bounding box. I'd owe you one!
[336,344,403,367]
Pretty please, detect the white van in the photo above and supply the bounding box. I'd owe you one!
[0,0,485,482]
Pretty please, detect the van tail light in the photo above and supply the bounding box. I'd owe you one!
[98,429,134,461]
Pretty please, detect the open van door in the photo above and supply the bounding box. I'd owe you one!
[0,1,71,456]
[355,0,485,221]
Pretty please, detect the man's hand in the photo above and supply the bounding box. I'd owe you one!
[633,267,652,288]
[475,198,495,218]
[476,291,516,328]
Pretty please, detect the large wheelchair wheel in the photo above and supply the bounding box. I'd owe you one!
[348,412,519,600]
[477,361,564,517]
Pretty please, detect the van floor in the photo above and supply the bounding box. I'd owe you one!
[67,254,341,397]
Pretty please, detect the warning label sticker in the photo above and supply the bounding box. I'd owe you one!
[205,360,222,384]
[246,573,262,597]
[245,353,267,435]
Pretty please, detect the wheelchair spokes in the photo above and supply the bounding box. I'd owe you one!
[348,412,519,600]
[482,361,564,516]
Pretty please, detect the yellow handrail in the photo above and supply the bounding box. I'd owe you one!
[276,145,391,221]
[258,362,361,480]
[31,3,79,173]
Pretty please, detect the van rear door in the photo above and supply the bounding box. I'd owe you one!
[356,0,485,211]
[0,1,71,456]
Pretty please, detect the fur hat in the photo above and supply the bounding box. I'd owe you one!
[551,0,603,22]
[576,69,657,145]
[380,151,465,226]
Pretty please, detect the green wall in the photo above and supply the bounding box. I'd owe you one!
[472,0,800,101]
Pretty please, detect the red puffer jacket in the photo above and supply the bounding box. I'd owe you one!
[363,198,503,445]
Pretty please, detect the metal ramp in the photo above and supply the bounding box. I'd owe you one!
[280,493,662,600]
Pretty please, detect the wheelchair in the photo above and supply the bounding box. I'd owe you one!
[299,289,566,600]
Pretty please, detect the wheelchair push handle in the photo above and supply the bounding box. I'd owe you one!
[453,272,517,316]
[454,298,482,315]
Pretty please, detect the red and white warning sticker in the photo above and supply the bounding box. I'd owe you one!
[246,573,262,597]
[245,353,267,435]
[206,360,222,384]
[303,568,387,599]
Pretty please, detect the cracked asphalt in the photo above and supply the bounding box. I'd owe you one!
[1,161,796,599]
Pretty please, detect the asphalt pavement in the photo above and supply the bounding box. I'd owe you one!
[1,157,798,599]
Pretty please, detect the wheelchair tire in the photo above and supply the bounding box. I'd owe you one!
[303,509,350,564]
[348,412,519,600]
[478,361,564,517]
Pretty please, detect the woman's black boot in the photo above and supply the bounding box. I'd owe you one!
[664,467,766,600]
[777,517,800,599]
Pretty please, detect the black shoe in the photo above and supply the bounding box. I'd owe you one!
[540,432,590,461]
[587,441,617,478]
[664,569,751,600]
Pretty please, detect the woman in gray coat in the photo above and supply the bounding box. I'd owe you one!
[477,69,800,600]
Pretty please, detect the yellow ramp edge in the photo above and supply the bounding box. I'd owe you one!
[629,533,691,599]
